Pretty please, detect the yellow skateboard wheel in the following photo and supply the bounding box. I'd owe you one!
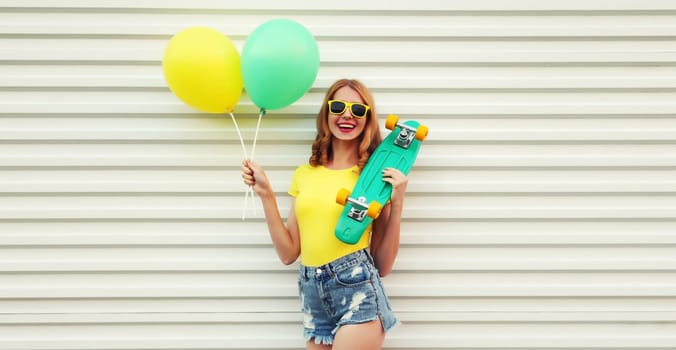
[415,124,429,141]
[336,188,351,205]
[366,201,383,219]
[385,114,399,130]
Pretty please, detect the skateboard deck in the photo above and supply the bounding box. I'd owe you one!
[334,115,428,244]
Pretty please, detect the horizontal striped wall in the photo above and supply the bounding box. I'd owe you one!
[1,1,676,349]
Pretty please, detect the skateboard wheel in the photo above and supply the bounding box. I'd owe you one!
[385,114,399,130]
[366,201,383,219]
[415,124,429,141]
[336,188,351,206]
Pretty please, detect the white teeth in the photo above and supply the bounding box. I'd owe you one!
[338,124,355,130]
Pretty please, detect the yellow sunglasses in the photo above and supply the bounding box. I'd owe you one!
[327,100,370,118]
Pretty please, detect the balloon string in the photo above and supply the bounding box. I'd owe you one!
[229,112,248,160]
[250,108,266,161]
[246,108,265,217]
[230,109,265,220]
[229,112,251,220]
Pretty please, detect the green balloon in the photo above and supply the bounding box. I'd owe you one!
[242,19,320,111]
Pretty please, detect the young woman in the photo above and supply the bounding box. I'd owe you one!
[241,79,408,349]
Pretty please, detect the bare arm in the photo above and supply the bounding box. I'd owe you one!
[370,168,408,277]
[242,160,300,265]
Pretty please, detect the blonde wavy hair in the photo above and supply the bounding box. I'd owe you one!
[309,79,382,172]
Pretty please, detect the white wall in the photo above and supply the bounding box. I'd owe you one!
[1,1,676,349]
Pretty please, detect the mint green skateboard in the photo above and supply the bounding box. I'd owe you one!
[334,115,428,245]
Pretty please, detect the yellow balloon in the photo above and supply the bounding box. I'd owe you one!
[162,27,243,113]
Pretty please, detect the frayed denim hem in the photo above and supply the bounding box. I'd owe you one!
[304,331,334,345]
[303,319,400,345]
[332,315,401,336]
[388,319,402,333]
[332,315,379,335]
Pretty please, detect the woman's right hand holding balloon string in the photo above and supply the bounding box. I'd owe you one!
[242,159,273,199]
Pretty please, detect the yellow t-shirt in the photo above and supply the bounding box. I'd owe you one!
[288,164,371,266]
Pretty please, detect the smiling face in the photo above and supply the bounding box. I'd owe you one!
[309,79,382,170]
[327,86,368,141]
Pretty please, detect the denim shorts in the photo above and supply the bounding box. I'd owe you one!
[297,249,399,345]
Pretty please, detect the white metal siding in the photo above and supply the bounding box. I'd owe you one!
[1,0,676,348]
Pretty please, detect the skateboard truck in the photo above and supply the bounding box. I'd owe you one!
[394,125,417,149]
[385,115,428,149]
[336,189,383,222]
[347,196,369,222]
